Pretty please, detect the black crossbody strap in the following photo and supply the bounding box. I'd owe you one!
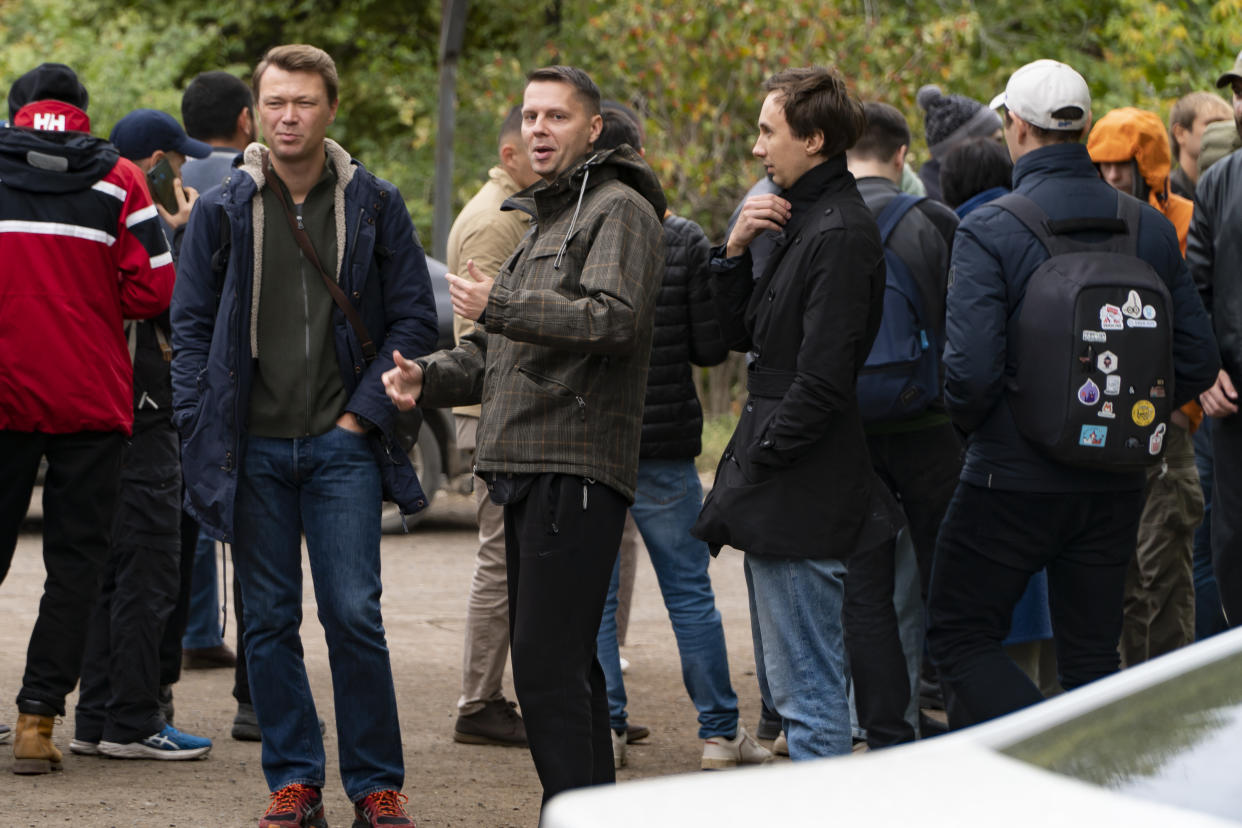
[263,151,377,363]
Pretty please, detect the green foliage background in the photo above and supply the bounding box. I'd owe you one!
[3,0,1241,244]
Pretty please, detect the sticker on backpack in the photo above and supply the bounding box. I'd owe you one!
[1100,304,1124,330]
[1097,351,1118,374]
[1077,378,1101,405]
[1105,375,1122,396]
[1099,401,1116,419]
[1132,400,1155,427]
[1079,425,1108,447]
[1122,290,1142,319]
[1148,422,1167,455]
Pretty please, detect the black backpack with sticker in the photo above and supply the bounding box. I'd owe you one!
[996,192,1174,471]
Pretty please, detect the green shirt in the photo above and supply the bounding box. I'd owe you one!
[248,159,347,438]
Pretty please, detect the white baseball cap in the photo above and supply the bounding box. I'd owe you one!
[988,59,1091,131]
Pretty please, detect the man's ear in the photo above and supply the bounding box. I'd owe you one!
[238,107,254,141]
[894,144,909,171]
[805,129,825,157]
[588,113,603,146]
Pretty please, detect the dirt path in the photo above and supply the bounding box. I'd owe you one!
[0,491,768,827]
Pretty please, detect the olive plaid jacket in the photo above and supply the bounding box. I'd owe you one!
[418,146,667,501]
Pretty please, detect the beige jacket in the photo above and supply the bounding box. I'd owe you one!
[446,165,532,418]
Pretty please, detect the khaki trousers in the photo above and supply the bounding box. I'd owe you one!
[457,417,511,714]
[1120,424,1202,666]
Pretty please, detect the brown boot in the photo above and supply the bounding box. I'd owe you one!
[12,712,63,774]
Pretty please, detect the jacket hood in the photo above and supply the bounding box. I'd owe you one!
[1086,107,1172,200]
[0,125,118,194]
[505,145,667,220]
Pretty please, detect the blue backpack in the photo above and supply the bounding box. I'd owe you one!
[858,194,941,423]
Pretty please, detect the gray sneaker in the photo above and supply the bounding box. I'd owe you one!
[453,698,527,747]
[0,722,11,745]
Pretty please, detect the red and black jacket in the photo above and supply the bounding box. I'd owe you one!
[0,101,175,434]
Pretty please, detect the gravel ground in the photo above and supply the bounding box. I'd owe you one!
[1,490,772,827]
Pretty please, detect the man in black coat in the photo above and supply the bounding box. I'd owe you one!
[928,60,1219,729]
[694,66,896,759]
[1187,50,1242,628]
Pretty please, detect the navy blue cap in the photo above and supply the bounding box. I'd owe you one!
[109,108,212,161]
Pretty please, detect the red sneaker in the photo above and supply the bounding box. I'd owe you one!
[259,784,328,828]
[351,790,415,827]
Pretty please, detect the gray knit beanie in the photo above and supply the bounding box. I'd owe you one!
[918,84,1002,160]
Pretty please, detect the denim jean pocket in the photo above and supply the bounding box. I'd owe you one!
[634,461,690,506]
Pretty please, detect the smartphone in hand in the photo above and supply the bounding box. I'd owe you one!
[146,157,178,214]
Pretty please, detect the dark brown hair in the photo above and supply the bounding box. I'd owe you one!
[526,65,601,117]
[848,101,910,162]
[253,44,339,103]
[763,66,865,157]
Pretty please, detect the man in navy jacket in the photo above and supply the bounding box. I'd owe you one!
[926,60,1219,729]
[171,45,435,828]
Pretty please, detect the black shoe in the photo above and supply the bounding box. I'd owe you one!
[232,702,261,741]
[626,723,650,744]
[453,698,527,747]
[233,703,328,742]
[755,704,782,741]
[183,644,237,670]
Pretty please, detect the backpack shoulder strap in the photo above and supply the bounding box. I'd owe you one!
[993,191,1133,257]
[875,193,925,244]
[1112,192,1142,258]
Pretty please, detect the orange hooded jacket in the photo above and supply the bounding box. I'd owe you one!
[1087,107,1195,255]
[1088,107,1202,430]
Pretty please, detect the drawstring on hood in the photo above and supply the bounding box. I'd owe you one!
[503,145,667,256]
[553,152,602,270]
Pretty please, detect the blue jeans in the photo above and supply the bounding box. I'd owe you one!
[595,460,739,739]
[182,528,223,649]
[745,553,850,759]
[233,428,402,801]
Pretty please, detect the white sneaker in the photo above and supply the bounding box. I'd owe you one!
[611,728,627,769]
[619,656,630,673]
[701,725,773,770]
[773,731,789,756]
[69,738,99,755]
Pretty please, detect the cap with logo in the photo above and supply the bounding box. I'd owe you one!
[108,109,212,162]
[989,59,1091,131]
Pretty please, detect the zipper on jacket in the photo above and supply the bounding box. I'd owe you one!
[298,210,313,435]
[517,366,587,423]
[347,207,364,286]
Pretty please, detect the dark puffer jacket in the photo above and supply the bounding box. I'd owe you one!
[640,214,728,459]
